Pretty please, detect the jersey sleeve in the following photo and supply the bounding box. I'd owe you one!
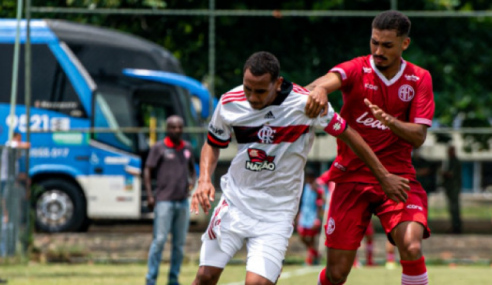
[409,71,435,127]
[313,103,348,137]
[207,101,232,148]
[329,58,361,90]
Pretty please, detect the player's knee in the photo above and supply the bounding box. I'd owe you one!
[195,267,220,285]
[326,267,348,284]
[399,241,422,260]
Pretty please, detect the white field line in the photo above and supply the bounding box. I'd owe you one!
[223,266,323,285]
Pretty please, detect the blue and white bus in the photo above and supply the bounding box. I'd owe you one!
[0,19,211,232]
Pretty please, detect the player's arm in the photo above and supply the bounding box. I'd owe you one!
[191,142,220,215]
[337,126,411,203]
[364,99,428,148]
[304,72,343,118]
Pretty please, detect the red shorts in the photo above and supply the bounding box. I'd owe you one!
[297,225,321,237]
[324,181,430,250]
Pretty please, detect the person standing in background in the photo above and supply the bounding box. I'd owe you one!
[441,145,462,234]
[297,168,325,266]
[145,115,196,285]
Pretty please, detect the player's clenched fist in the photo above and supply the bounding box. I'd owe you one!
[191,179,215,215]
[305,87,329,118]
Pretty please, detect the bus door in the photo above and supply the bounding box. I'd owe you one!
[89,84,141,219]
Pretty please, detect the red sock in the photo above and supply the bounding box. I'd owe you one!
[318,268,345,285]
[387,253,395,263]
[400,256,428,285]
[309,247,319,258]
[366,241,374,266]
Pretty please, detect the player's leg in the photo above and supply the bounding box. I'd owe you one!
[377,181,430,285]
[319,183,374,284]
[390,221,428,285]
[244,221,293,285]
[192,239,229,285]
[364,220,374,266]
[385,239,397,269]
[193,198,243,285]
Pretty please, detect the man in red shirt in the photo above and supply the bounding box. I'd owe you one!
[306,10,434,285]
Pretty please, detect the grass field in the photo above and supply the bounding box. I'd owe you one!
[1,263,491,285]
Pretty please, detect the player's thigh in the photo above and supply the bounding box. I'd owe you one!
[245,225,292,284]
[199,238,234,270]
[325,183,375,250]
[376,181,430,245]
[244,257,279,285]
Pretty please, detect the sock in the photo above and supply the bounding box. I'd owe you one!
[366,241,374,265]
[309,247,319,258]
[317,268,346,285]
[400,256,428,285]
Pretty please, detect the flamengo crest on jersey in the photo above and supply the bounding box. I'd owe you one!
[206,80,343,223]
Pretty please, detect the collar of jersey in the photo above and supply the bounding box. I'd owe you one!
[164,136,185,150]
[267,79,293,107]
[370,56,407,86]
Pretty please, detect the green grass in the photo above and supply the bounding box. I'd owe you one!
[1,263,491,285]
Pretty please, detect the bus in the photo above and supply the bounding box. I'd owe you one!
[0,19,211,232]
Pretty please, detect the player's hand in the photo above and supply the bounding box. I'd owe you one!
[305,87,328,118]
[379,174,411,203]
[364,99,396,126]
[191,179,215,215]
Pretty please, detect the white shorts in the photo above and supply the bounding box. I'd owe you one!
[200,198,293,283]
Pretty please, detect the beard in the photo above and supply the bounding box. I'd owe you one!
[375,63,389,71]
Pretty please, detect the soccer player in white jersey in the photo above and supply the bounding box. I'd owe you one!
[190,51,410,285]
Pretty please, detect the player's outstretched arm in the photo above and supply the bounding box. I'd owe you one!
[337,126,411,203]
[191,143,220,215]
[364,99,428,148]
[304,72,342,118]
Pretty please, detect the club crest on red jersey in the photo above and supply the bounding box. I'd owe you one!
[245,148,276,171]
[398,84,415,102]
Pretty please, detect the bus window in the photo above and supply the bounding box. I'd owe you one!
[0,43,86,118]
[93,85,136,153]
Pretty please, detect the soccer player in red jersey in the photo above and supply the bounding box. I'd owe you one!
[306,10,434,285]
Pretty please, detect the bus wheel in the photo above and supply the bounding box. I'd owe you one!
[35,179,87,233]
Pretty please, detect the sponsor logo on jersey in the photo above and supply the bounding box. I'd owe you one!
[245,148,276,172]
[364,83,378,90]
[333,162,346,171]
[363,67,372,73]
[406,204,423,211]
[398,84,415,102]
[327,217,336,235]
[355,111,390,130]
[257,125,276,144]
[264,111,275,119]
[404,74,420,82]
[209,124,224,136]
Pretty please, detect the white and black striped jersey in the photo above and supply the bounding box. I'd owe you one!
[207,80,346,223]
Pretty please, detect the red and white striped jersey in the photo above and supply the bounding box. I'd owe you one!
[207,80,345,223]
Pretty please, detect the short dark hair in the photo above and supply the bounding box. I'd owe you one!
[372,10,411,37]
[243,51,280,83]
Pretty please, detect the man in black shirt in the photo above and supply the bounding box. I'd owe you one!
[145,115,196,285]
